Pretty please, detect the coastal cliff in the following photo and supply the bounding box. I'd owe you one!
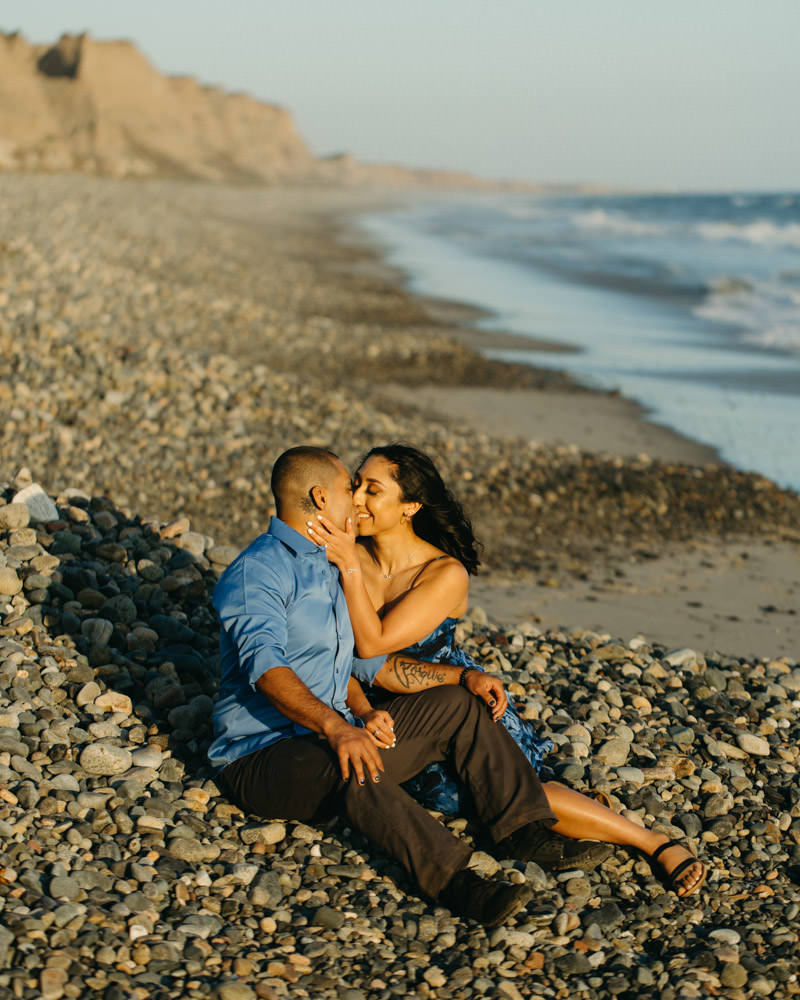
[0,31,312,181]
[0,30,538,189]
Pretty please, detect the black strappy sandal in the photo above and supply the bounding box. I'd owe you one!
[650,839,707,897]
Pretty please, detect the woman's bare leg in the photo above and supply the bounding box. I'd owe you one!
[542,781,705,896]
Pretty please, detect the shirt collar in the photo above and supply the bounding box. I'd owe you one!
[267,516,325,559]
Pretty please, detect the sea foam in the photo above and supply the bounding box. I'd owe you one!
[572,208,664,237]
[695,277,800,354]
[696,219,800,249]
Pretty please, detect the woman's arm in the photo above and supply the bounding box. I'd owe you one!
[377,653,508,722]
[307,514,469,657]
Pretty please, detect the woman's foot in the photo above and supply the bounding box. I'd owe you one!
[649,838,706,897]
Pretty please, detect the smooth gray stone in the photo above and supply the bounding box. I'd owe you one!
[19,870,47,893]
[595,738,630,766]
[52,902,85,928]
[49,773,81,791]
[248,870,284,907]
[98,594,137,625]
[553,952,592,974]
[0,734,29,756]
[592,901,625,930]
[81,619,114,646]
[50,876,82,901]
[121,891,156,913]
[523,861,548,891]
[704,667,729,691]
[0,926,14,965]
[75,870,114,892]
[13,483,58,523]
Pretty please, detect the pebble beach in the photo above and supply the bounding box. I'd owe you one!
[2,172,800,999]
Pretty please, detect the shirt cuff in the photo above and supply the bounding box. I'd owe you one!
[248,659,292,690]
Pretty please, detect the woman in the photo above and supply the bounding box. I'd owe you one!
[307,444,706,897]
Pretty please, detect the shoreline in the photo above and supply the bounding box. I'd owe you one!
[339,195,721,464]
[331,193,800,660]
[380,384,720,466]
[351,192,800,495]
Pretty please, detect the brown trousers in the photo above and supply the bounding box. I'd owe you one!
[221,686,555,899]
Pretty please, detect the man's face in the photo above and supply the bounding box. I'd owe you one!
[323,459,355,530]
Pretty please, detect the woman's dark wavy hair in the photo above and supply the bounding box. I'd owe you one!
[359,443,482,575]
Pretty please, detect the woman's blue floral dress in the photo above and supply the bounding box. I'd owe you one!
[398,617,554,814]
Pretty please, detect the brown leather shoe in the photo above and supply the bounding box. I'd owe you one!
[439,869,533,927]
[496,825,612,871]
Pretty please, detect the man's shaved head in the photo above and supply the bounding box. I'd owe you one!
[271,446,342,516]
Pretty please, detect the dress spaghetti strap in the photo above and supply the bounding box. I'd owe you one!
[408,554,447,587]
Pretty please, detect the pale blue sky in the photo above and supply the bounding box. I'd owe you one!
[5,1,799,190]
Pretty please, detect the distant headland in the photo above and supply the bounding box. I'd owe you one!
[0,30,547,190]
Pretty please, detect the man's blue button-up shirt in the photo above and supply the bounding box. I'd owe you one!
[208,517,385,768]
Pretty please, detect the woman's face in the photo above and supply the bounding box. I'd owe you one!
[352,455,415,536]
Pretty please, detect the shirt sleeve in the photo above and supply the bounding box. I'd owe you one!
[213,553,291,689]
[351,653,386,685]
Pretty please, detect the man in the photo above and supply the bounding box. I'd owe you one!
[209,446,583,926]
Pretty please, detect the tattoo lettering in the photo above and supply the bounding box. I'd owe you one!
[389,655,447,690]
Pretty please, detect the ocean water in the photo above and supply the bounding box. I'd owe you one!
[359,191,800,491]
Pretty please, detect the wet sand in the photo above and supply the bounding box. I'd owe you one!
[382,384,720,466]
[470,538,799,660]
[394,377,799,660]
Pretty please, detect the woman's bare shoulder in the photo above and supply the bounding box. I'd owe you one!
[413,552,469,587]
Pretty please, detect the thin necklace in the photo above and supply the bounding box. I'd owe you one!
[381,543,423,580]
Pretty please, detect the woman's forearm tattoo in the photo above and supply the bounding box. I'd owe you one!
[387,654,448,690]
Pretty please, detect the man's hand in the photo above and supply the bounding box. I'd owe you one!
[360,708,396,749]
[464,669,508,722]
[324,716,386,785]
